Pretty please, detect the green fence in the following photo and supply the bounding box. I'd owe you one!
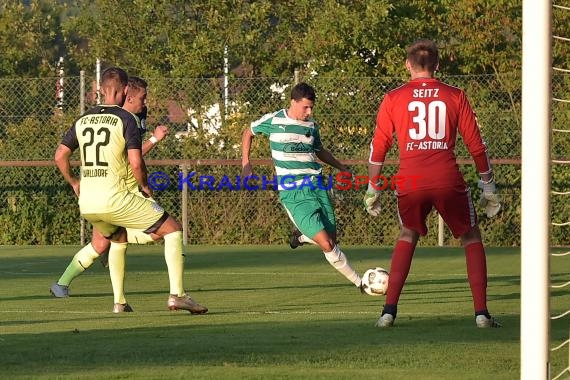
[1,73,568,246]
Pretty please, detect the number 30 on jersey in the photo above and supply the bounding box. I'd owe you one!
[408,100,446,140]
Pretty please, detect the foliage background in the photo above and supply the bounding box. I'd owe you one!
[0,0,569,246]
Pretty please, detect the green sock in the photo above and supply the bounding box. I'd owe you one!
[57,244,100,286]
[164,231,184,296]
[108,242,128,304]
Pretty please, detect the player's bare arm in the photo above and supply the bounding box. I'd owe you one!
[127,148,152,197]
[54,144,80,196]
[315,148,349,172]
[142,125,168,156]
[241,127,255,177]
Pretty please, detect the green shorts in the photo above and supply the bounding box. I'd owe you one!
[81,191,165,237]
[279,187,336,239]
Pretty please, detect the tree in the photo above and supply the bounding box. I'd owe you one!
[63,0,252,78]
[0,0,69,77]
[439,0,522,75]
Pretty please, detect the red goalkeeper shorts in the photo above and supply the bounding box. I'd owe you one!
[396,186,477,238]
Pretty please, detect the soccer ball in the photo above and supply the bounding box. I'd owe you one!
[361,267,389,296]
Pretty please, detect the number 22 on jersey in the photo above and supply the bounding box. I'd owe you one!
[82,127,110,166]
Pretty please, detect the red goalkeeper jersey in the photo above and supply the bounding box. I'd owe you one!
[369,78,491,194]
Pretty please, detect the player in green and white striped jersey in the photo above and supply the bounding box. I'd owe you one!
[242,82,362,290]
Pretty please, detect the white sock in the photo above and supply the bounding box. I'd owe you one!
[299,234,317,245]
[76,243,101,269]
[323,245,361,287]
[108,242,128,304]
[164,231,185,296]
[126,229,155,244]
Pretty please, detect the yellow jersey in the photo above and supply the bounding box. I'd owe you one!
[60,105,143,213]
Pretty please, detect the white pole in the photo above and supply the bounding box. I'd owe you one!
[521,1,551,379]
[181,165,189,246]
[79,70,85,114]
[223,44,229,118]
[437,214,444,246]
[79,70,86,246]
[96,58,101,105]
[56,57,64,110]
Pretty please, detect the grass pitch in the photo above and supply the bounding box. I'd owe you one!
[0,244,567,379]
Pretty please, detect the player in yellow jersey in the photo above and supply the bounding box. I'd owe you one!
[54,67,207,314]
[50,77,165,307]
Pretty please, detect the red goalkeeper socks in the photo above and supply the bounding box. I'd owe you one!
[465,242,488,312]
[385,240,416,306]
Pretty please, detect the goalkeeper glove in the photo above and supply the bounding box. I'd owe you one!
[363,182,382,217]
[478,177,501,218]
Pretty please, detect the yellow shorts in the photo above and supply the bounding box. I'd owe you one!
[81,191,165,237]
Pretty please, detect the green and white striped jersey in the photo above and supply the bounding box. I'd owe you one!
[251,109,323,188]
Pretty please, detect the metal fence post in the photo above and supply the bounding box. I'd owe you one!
[79,70,86,246]
[437,214,444,246]
[181,165,188,246]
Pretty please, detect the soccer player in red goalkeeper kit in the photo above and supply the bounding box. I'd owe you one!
[364,39,502,328]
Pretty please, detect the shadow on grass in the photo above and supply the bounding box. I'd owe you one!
[1,314,521,377]
[0,245,523,276]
